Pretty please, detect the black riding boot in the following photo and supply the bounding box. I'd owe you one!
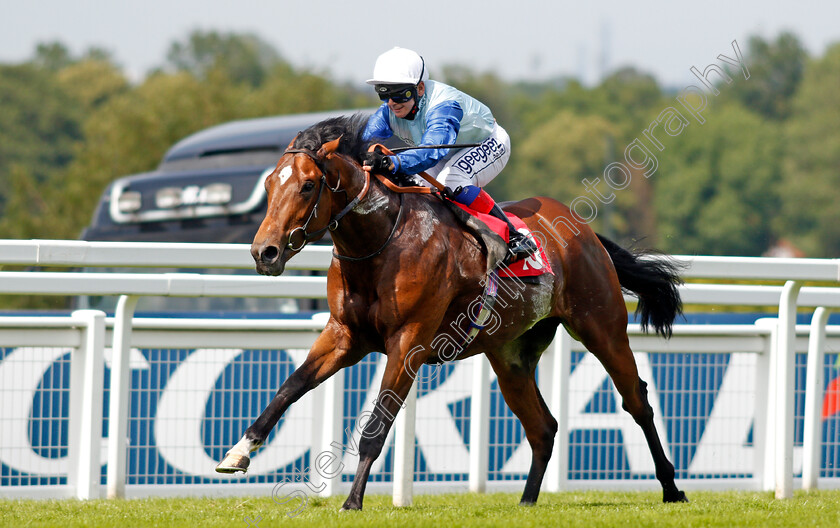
[488,204,537,263]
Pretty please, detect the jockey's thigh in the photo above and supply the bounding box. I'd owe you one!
[429,123,511,190]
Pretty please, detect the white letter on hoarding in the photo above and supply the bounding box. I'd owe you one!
[155,348,313,477]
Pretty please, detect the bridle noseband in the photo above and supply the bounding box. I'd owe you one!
[280,148,402,261]
[282,148,344,252]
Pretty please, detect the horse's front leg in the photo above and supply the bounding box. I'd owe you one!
[216,318,362,473]
[340,332,430,511]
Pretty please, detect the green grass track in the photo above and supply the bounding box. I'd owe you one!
[2,490,840,527]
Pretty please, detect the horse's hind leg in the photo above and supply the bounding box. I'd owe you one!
[632,377,687,502]
[486,352,558,505]
[577,326,687,503]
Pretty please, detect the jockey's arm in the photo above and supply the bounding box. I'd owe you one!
[362,104,394,142]
[392,101,462,175]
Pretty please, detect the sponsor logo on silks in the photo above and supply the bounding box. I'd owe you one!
[455,138,506,174]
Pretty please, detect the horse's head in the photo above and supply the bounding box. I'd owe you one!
[251,138,339,275]
[252,114,372,275]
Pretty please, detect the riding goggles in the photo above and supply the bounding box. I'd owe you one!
[375,84,417,103]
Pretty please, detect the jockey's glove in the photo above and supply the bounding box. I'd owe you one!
[362,151,396,174]
[442,186,459,200]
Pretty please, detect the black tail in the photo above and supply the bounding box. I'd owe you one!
[597,234,684,338]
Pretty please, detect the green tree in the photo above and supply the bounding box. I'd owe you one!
[722,32,807,120]
[654,102,783,255]
[595,67,665,137]
[491,111,625,233]
[0,64,83,212]
[57,58,129,110]
[3,35,371,241]
[33,41,74,71]
[519,68,667,141]
[0,44,130,240]
[47,70,251,237]
[0,165,49,239]
[775,43,840,257]
[246,64,369,117]
[165,30,283,87]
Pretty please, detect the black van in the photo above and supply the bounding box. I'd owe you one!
[82,109,385,244]
[79,109,397,314]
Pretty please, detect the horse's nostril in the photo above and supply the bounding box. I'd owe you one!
[262,245,280,263]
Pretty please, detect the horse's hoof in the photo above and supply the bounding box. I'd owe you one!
[215,454,250,474]
[664,490,688,503]
[340,500,362,512]
[519,500,537,507]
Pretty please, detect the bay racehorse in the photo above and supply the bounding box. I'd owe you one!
[216,114,687,509]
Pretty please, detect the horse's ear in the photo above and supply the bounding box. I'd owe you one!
[317,135,343,159]
[286,134,298,150]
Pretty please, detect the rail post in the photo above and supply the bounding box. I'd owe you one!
[393,380,417,506]
[68,310,106,500]
[310,368,344,497]
[107,295,139,499]
[774,281,802,499]
[469,354,490,493]
[544,327,572,492]
[753,318,776,491]
[803,307,831,489]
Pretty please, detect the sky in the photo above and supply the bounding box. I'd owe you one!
[1,0,838,89]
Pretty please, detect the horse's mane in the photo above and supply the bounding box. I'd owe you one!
[292,113,369,162]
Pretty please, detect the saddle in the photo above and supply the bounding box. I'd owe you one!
[366,144,551,279]
[370,171,507,275]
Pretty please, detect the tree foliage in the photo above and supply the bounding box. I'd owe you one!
[775,43,840,257]
[654,102,783,255]
[165,30,284,87]
[0,30,836,262]
[0,64,83,210]
[32,41,74,71]
[722,32,807,120]
[57,59,129,110]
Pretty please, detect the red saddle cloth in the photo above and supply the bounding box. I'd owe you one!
[452,203,554,278]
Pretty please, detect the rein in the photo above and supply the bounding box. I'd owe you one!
[333,193,404,262]
[373,173,433,194]
[367,143,448,195]
[389,143,482,153]
[283,148,368,251]
[283,147,403,261]
[283,148,363,251]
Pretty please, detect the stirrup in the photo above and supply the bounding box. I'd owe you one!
[504,234,537,264]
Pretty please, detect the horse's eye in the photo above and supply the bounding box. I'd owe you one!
[301,181,316,193]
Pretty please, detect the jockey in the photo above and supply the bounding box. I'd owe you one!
[361,47,537,264]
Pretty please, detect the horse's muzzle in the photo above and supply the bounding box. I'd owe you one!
[251,242,287,276]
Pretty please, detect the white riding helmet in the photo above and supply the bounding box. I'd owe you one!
[366,47,428,86]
